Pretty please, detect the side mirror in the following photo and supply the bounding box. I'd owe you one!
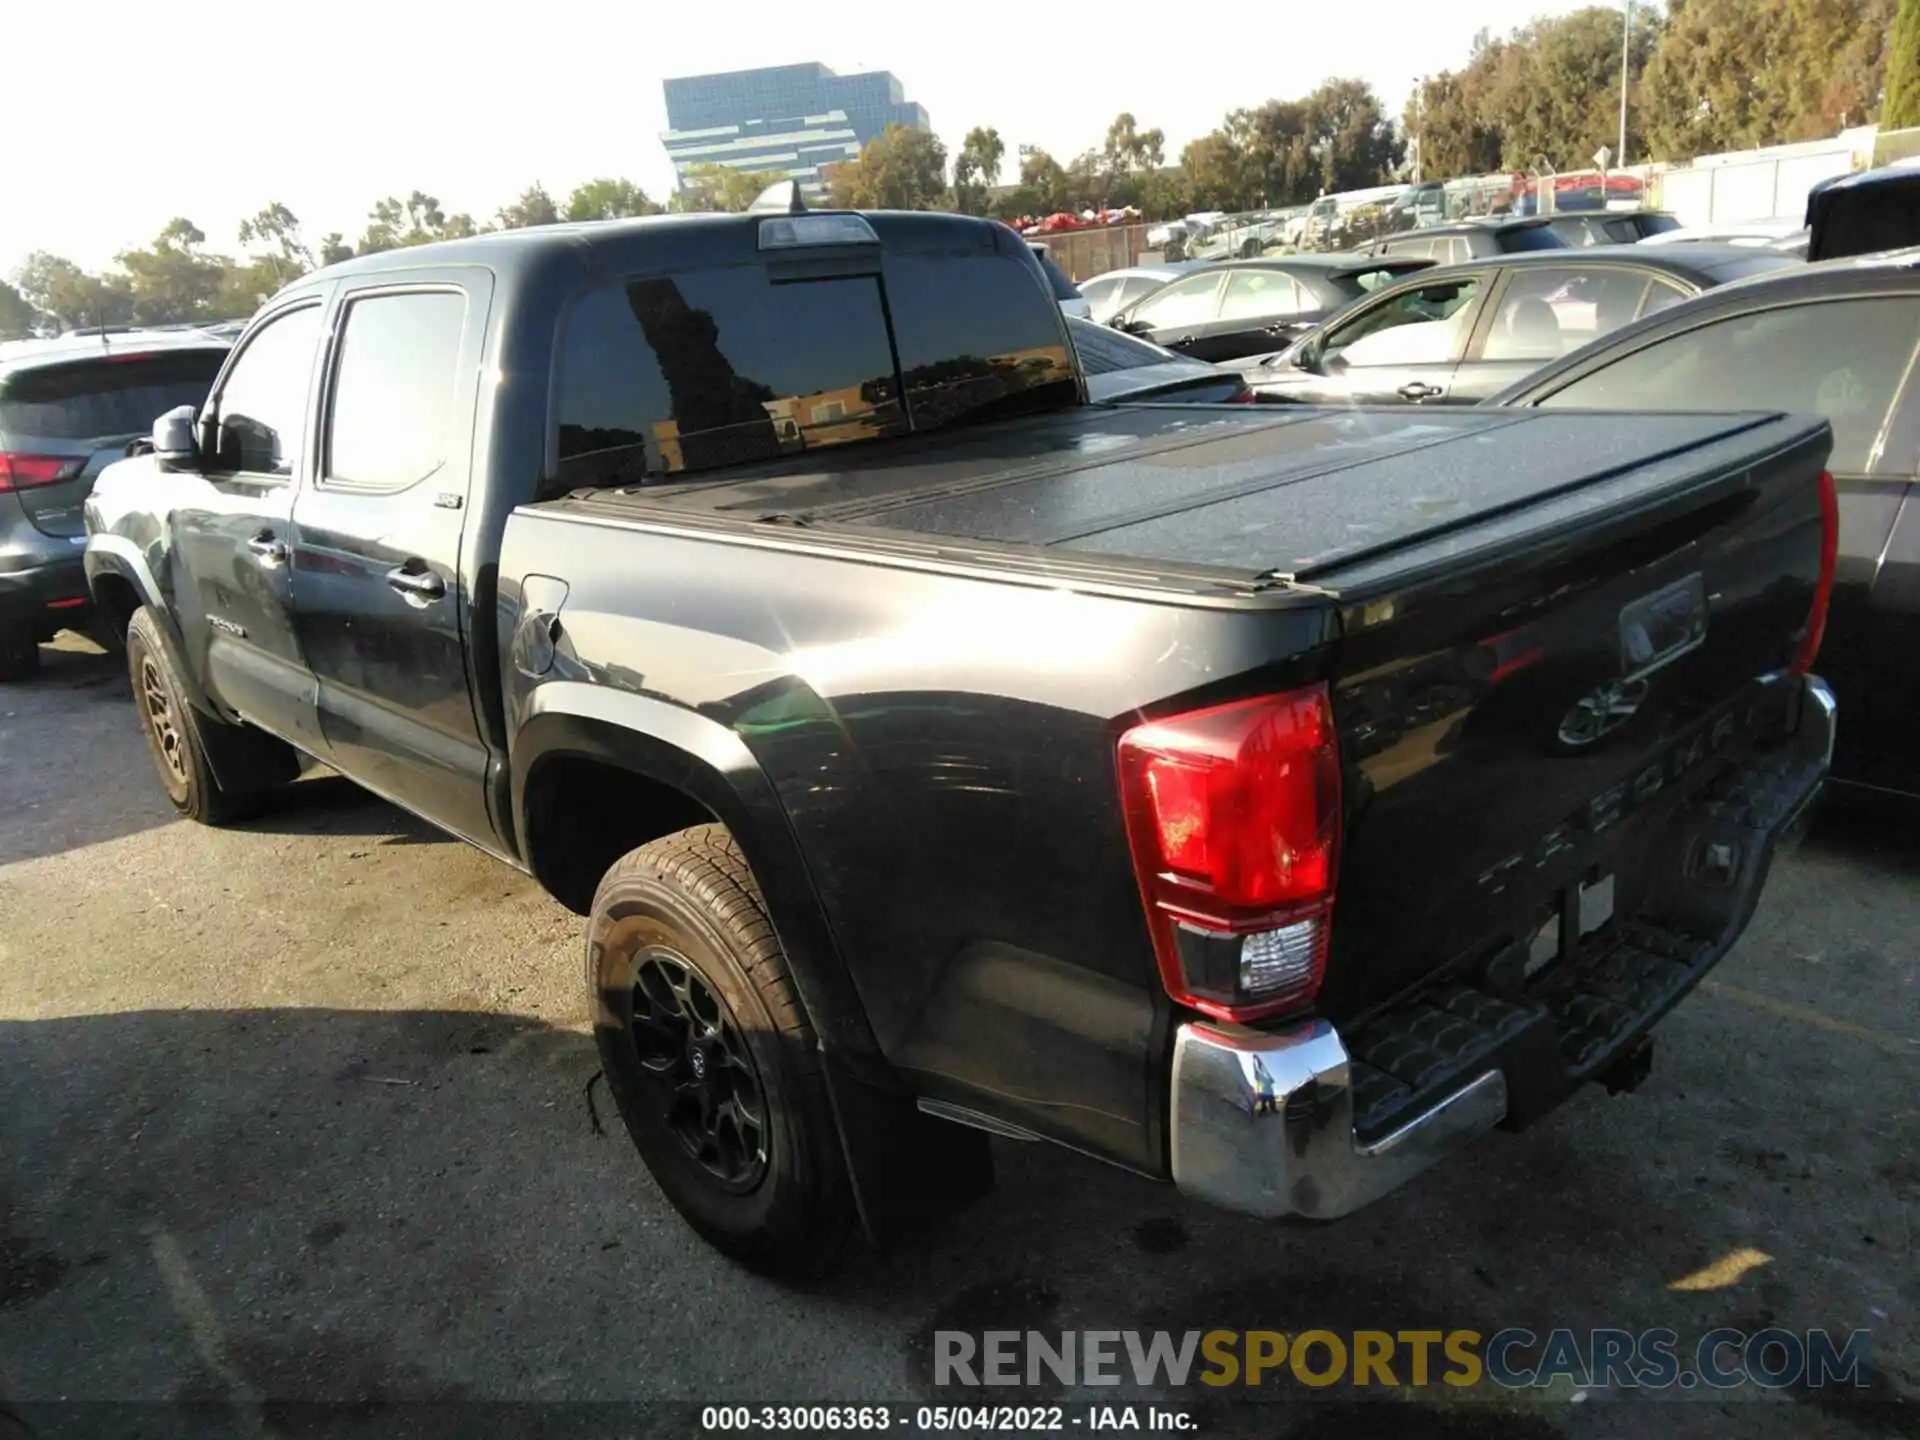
[151,405,200,471]
[1292,343,1319,372]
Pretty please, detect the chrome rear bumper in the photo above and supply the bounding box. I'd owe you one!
[1169,673,1835,1223]
[1171,1020,1507,1220]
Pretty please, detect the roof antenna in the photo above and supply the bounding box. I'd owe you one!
[748,179,808,216]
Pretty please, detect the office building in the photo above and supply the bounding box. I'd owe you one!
[661,63,931,199]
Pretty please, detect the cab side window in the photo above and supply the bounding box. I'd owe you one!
[324,290,468,492]
[209,305,324,476]
[1325,278,1482,367]
[1128,272,1225,329]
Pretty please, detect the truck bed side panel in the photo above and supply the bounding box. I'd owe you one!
[497,514,1335,1171]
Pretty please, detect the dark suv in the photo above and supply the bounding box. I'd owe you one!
[0,331,230,677]
[1354,216,1570,264]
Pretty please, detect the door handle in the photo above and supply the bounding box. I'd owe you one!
[385,562,446,602]
[1398,382,1442,402]
[246,531,288,565]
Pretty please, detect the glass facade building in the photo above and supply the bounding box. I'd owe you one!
[661,63,931,199]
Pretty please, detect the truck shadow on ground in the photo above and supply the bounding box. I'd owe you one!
[1,999,1910,1438]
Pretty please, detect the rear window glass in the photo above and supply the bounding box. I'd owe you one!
[0,350,227,440]
[1332,265,1422,297]
[1067,319,1177,375]
[553,269,906,491]
[1500,225,1568,253]
[551,247,1076,494]
[879,251,1077,428]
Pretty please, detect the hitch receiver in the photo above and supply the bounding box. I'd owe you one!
[1599,1035,1654,1095]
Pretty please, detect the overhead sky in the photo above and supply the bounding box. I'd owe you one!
[6,0,1608,279]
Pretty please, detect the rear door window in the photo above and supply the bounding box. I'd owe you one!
[1481,268,1658,362]
[323,290,467,492]
[1218,270,1303,322]
[0,350,227,441]
[1535,297,1920,474]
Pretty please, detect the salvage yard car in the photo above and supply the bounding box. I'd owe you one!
[1,329,229,677]
[1239,245,1802,406]
[85,206,1840,1276]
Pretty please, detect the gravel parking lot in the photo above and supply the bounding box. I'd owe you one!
[1,635,1914,1439]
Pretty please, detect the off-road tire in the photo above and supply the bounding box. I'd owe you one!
[126,606,288,825]
[588,823,857,1277]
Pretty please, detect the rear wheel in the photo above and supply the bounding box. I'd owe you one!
[0,627,39,682]
[126,607,288,825]
[588,824,857,1277]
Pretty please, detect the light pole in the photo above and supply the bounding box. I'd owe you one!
[1618,0,1632,168]
[1412,77,1424,184]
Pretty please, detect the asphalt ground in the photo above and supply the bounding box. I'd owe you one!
[1,634,1914,1439]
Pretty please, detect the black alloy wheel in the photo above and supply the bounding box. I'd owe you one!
[629,948,769,1192]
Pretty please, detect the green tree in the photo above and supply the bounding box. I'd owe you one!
[564,177,660,221]
[117,218,229,324]
[497,184,560,229]
[236,202,311,290]
[1016,147,1070,212]
[1408,61,1505,179]
[676,164,789,212]
[1101,112,1166,178]
[1304,79,1404,192]
[1889,0,1920,128]
[318,233,354,266]
[825,125,949,210]
[951,126,1006,213]
[1412,10,1663,173]
[1232,100,1318,203]
[1180,131,1249,210]
[358,192,478,252]
[13,253,104,330]
[1640,0,1891,158]
[0,280,40,339]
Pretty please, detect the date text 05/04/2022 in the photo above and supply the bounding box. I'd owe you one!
[699,1405,1197,1432]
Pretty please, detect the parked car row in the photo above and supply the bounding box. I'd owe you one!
[1,328,234,677]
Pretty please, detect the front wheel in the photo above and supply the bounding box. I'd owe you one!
[588,824,857,1277]
[126,607,287,824]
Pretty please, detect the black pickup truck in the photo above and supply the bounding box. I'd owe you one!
[84,207,1839,1276]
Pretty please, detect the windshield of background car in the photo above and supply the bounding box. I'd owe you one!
[1500,225,1569,252]
[1067,319,1184,374]
[0,350,227,441]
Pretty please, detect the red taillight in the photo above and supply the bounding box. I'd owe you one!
[1790,469,1838,675]
[0,453,77,492]
[1226,388,1259,404]
[1118,684,1341,1022]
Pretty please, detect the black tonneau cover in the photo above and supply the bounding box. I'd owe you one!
[565,406,1827,596]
